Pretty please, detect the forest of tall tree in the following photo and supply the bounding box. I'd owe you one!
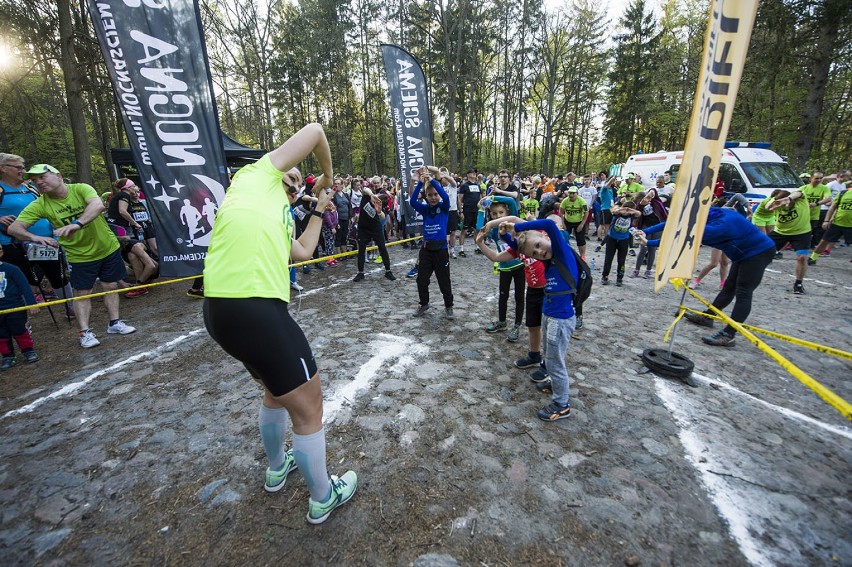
[0,0,849,187]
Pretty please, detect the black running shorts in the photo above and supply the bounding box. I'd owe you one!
[204,297,318,396]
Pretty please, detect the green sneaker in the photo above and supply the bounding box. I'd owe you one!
[264,449,297,493]
[307,471,357,524]
[486,321,507,333]
[507,324,521,342]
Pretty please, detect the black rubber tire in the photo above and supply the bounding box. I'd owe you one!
[642,348,695,379]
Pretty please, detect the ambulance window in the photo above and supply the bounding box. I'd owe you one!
[718,163,745,193]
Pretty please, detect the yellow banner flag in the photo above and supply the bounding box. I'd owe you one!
[654,0,759,292]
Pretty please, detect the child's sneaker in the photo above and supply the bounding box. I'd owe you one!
[601,276,609,285]
[507,324,521,342]
[1,356,15,370]
[537,402,571,421]
[385,271,397,281]
[22,350,39,363]
[643,270,652,279]
[535,379,552,394]
[80,329,101,348]
[630,269,639,278]
[406,266,418,278]
[529,368,549,383]
[718,280,725,290]
[264,449,297,493]
[413,304,430,317]
[514,354,541,369]
[373,256,383,264]
[575,315,583,329]
[306,471,357,524]
[688,279,702,289]
[486,321,507,333]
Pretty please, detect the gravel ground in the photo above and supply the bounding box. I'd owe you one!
[0,240,850,566]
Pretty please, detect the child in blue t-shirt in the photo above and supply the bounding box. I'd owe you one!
[504,217,579,422]
[409,166,454,319]
[0,248,40,369]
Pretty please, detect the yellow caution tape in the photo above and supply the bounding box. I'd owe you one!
[0,236,423,316]
[670,278,852,420]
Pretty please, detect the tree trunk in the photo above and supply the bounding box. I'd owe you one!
[792,5,841,169]
[57,0,92,183]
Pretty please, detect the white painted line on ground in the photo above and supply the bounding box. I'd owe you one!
[2,329,208,420]
[655,377,774,567]
[688,372,852,440]
[323,333,428,422]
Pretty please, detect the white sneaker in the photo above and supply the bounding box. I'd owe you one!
[80,329,101,348]
[291,282,304,292]
[107,320,136,335]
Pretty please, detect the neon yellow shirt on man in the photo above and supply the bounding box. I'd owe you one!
[771,196,811,236]
[831,189,852,228]
[800,183,831,220]
[204,154,294,302]
[17,183,119,263]
[559,196,588,223]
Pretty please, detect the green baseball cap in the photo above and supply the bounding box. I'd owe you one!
[24,164,60,178]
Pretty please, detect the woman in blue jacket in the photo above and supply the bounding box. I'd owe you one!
[636,207,776,347]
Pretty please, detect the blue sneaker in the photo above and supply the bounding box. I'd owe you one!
[537,402,571,421]
[407,266,418,278]
[529,368,549,383]
[264,449,297,493]
[307,471,357,524]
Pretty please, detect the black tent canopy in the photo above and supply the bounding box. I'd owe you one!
[110,132,266,175]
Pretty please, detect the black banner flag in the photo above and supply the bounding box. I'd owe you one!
[86,0,229,277]
[380,44,433,230]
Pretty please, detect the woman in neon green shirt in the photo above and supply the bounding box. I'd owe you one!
[203,123,357,524]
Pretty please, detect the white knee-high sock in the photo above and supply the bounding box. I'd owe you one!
[258,404,289,469]
[292,428,331,501]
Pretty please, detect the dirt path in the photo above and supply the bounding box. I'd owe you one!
[1,243,850,566]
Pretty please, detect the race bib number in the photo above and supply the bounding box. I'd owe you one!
[26,244,59,261]
[613,216,632,233]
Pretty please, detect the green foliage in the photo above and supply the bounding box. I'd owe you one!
[0,0,849,182]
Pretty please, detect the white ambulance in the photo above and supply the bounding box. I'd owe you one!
[623,142,801,207]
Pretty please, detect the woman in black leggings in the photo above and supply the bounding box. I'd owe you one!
[637,206,776,347]
[203,124,357,524]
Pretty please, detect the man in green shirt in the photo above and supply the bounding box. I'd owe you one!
[618,172,644,202]
[800,171,832,243]
[559,187,589,257]
[809,187,852,265]
[766,189,811,294]
[9,164,136,348]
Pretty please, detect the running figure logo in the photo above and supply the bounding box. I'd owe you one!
[180,199,204,247]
